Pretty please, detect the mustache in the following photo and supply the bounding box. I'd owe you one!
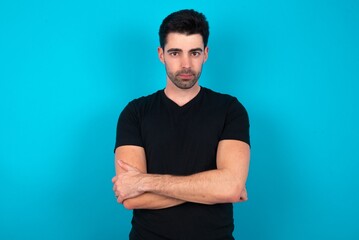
[176,69,195,75]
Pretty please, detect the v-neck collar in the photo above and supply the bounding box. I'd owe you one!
[161,87,204,110]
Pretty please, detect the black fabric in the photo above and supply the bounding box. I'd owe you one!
[115,87,250,240]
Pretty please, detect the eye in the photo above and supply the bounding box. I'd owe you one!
[169,52,179,57]
[191,51,201,57]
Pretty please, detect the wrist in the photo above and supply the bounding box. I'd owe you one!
[139,174,151,193]
[139,174,166,193]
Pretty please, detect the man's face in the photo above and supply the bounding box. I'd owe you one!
[158,33,209,89]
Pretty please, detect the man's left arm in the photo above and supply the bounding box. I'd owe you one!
[115,139,250,205]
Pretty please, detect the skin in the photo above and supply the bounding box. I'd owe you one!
[158,33,208,106]
[112,33,250,209]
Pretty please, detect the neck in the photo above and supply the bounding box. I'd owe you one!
[164,80,201,107]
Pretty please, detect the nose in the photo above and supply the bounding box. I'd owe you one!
[181,55,191,68]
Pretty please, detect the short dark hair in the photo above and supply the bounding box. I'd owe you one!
[159,9,210,49]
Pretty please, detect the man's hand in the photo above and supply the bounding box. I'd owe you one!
[112,141,249,206]
[112,160,145,203]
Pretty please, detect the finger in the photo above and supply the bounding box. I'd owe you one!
[112,176,117,183]
[117,160,135,171]
[114,188,120,198]
[117,195,124,204]
[114,183,120,192]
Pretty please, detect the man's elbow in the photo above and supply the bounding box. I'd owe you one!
[223,183,246,203]
[228,191,243,203]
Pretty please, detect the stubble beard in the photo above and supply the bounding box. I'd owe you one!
[166,68,202,90]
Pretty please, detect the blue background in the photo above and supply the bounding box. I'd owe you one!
[1,0,358,239]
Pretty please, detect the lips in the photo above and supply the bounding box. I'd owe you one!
[177,71,194,79]
[178,74,193,79]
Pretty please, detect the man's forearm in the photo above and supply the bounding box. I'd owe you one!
[115,141,250,205]
[122,192,185,210]
[139,169,247,205]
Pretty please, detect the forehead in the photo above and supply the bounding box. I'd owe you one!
[164,33,204,50]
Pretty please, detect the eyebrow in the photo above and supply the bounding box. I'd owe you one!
[189,48,203,53]
[167,48,203,53]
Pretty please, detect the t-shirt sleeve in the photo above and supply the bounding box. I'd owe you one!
[114,101,143,152]
[220,98,250,146]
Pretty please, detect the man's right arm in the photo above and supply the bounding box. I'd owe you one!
[114,145,185,210]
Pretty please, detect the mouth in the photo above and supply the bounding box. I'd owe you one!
[177,73,194,80]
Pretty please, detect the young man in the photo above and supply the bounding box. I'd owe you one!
[112,9,250,239]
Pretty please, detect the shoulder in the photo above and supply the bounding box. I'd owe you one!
[202,87,237,102]
[201,87,247,111]
[128,90,162,108]
[122,90,163,115]
[116,90,163,132]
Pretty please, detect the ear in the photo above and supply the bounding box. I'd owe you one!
[158,47,165,64]
[203,46,209,63]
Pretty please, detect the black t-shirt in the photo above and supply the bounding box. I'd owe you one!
[115,87,250,240]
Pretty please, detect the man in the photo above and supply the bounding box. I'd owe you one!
[112,9,250,240]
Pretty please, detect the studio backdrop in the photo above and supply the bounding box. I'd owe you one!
[0,0,358,239]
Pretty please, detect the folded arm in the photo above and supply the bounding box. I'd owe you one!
[112,145,185,210]
[115,140,250,205]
